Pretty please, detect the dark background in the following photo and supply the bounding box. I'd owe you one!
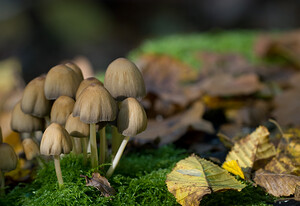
[0,0,299,82]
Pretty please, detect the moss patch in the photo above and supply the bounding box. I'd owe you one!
[0,145,276,206]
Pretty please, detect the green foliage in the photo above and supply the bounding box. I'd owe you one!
[129,31,259,69]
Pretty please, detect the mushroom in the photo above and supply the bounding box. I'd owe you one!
[65,62,84,83]
[40,123,72,188]
[21,75,52,118]
[50,96,75,126]
[65,113,89,163]
[0,138,18,195]
[73,83,117,168]
[11,102,45,134]
[104,57,146,101]
[44,64,81,100]
[22,138,45,167]
[75,77,103,100]
[104,57,146,158]
[106,97,147,177]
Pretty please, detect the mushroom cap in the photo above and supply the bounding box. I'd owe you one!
[73,84,117,124]
[0,126,2,144]
[40,123,72,156]
[65,113,89,137]
[44,64,81,100]
[11,102,45,133]
[21,75,51,118]
[22,138,40,160]
[65,62,84,82]
[0,143,18,172]
[76,77,103,100]
[104,58,146,101]
[50,96,75,126]
[117,97,147,136]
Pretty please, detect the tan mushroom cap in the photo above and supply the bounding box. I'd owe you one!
[40,123,72,156]
[65,62,84,82]
[44,64,81,100]
[50,96,75,126]
[117,97,147,136]
[21,75,51,118]
[11,102,45,133]
[0,143,18,172]
[73,84,117,124]
[76,77,103,100]
[104,58,146,101]
[22,138,40,160]
[65,113,89,137]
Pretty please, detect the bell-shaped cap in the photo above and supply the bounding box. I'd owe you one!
[50,96,75,126]
[0,143,18,172]
[117,97,147,136]
[73,84,117,124]
[44,64,81,100]
[22,138,40,160]
[76,77,103,100]
[65,62,84,82]
[40,123,72,156]
[104,58,146,101]
[21,75,51,117]
[11,102,45,133]
[65,113,89,137]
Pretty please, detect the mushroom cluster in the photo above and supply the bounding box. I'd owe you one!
[10,58,147,188]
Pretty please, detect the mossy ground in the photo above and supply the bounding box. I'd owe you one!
[1,145,275,206]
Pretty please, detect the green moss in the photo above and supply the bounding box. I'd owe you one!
[0,145,276,206]
[129,31,259,69]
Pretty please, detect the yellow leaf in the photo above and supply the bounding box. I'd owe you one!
[166,154,245,206]
[222,160,245,179]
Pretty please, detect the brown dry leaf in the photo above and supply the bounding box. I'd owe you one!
[134,101,214,145]
[166,154,245,206]
[272,88,300,127]
[254,169,300,197]
[199,73,262,97]
[80,173,116,197]
[265,154,300,176]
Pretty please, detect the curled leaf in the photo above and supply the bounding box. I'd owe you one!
[222,160,245,179]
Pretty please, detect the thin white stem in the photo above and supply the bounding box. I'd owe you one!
[90,123,98,169]
[106,136,130,178]
[54,155,63,188]
[99,127,106,164]
[73,137,82,154]
[111,126,123,158]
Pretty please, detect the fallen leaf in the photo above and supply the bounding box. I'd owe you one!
[222,160,245,179]
[254,169,300,197]
[134,101,214,145]
[80,173,116,197]
[265,154,300,176]
[166,154,245,206]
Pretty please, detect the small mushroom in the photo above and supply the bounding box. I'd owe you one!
[0,140,18,195]
[75,77,103,100]
[106,97,147,177]
[22,138,40,161]
[40,123,72,188]
[11,102,45,133]
[104,57,146,101]
[73,83,117,168]
[65,62,84,83]
[50,96,75,126]
[65,113,89,164]
[21,75,52,118]
[44,64,81,100]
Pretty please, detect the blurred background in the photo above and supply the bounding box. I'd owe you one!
[0,0,300,82]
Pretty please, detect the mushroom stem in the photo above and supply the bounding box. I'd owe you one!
[99,127,106,164]
[111,126,122,158]
[73,137,82,154]
[54,155,64,188]
[90,123,98,169]
[0,170,5,196]
[81,137,88,165]
[106,136,130,178]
